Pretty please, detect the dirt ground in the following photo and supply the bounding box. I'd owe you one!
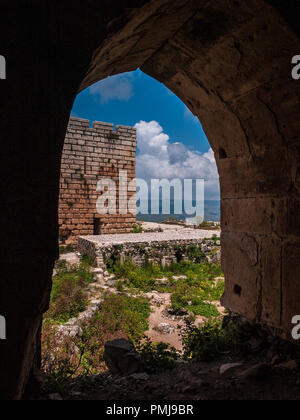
[41,353,300,401]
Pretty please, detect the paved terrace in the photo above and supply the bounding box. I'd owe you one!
[79,228,220,246]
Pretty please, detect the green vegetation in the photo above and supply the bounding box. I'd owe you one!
[80,253,97,269]
[196,221,220,230]
[108,259,224,318]
[136,338,178,372]
[181,319,243,362]
[42,292,150,380]
[131,223,143,233]
[45,258,95,323]
[109,259,165,292]
[90,292,150,344]
[59,244,75,254]
[171,263,224,317]
[42,245,226,389]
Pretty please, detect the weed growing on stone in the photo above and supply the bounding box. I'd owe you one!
[131,223,143,233]
[59,244,75,254]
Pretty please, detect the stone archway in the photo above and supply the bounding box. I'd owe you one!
[0,0,299,400]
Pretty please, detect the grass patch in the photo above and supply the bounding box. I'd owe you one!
[42,292,150,381]
[108,259,224,318]
[45,258,95,324]
[59,244,75,255]
[170,264,224,317]
[91,292,151,344]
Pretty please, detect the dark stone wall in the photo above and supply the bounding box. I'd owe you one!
[0,0,299,399]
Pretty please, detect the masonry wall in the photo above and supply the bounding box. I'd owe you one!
[59,117,137,244]
[78,236,221,269]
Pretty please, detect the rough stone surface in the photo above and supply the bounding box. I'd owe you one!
[1,0,300,399]
[78,231,221,268]
[103,339,142,376]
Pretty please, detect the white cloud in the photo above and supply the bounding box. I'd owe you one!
[89,72,134,103]
[134,121,220,200]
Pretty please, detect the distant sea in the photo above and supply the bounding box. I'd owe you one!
[137,200,220,223]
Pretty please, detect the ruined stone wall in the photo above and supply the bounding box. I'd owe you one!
[78,236,221,269]
[59,117,137,244]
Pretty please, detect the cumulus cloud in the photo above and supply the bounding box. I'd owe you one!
[134,121,220,200]
[90,73,134,103]
[168,143,189,165]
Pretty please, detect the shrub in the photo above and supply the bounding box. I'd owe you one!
[131,224,143,233]
[92,292,151,344]
[180,319,242,362]
[196,221,220,231]
[136,338,178,372]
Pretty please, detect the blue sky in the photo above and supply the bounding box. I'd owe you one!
[71,69,220,200]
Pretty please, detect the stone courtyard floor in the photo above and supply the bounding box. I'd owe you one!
[80,224,220,246]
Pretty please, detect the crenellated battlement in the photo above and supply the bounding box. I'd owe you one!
[68,117,137,138]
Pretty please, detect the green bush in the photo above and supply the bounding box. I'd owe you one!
[131,224,143,233]
[136,338,178,372]
[181,319,242,362]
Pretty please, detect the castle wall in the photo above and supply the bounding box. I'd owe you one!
[59,117,137,244]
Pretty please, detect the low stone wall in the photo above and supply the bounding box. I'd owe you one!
[78,234,221,269]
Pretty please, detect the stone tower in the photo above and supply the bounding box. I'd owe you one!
[59,117,137,244]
